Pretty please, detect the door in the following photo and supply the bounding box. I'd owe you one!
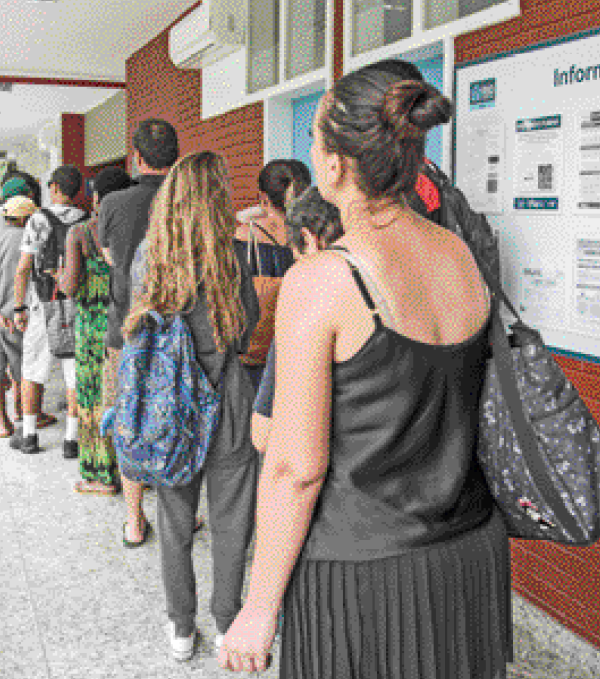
[415,55,444,168]
[292,90,325,182]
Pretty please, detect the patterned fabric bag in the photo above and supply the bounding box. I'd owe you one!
[44,295,76,359]
[100,311,220,487]
[475,258,600,545]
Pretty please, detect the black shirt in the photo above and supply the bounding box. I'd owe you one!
[98,174,165,349]
[302,266,494,561]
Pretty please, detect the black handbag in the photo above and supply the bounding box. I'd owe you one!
[43,292,76,359]
[474,253,600,545]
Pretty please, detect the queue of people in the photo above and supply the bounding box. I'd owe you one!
[0,56,513,679]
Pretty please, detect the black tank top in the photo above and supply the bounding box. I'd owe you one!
[302,252,495,561]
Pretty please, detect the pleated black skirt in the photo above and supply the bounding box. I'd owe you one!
[280,507,513,679]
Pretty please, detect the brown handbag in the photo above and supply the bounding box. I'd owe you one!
[240,223,284,366]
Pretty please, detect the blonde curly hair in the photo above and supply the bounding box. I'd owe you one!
[123,151,247,352]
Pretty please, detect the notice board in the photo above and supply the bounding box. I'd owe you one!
[453,29,600,362]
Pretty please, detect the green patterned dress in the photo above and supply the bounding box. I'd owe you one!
[75,225,118,487]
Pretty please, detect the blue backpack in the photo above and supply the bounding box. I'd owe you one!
[100,311,221,487]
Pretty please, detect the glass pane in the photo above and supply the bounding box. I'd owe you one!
[352,0,412,58]
[424,0,508,30]
[247,0,280,94]
[286,0,327,80]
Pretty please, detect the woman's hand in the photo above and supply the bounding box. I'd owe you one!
[217,605,278,673]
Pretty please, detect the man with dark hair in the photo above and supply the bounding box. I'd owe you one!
[11,164,87,455]
[98,118,179,548]
[132,119,180,170]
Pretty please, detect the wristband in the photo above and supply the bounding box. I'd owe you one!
[13,305,28,313]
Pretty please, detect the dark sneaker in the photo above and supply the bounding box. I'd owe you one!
[63,440,79,459]
[10,430,41,455]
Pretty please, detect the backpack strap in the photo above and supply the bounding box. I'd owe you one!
[250,221,281,247]
[327,246,383,330]
[82,222,100,259]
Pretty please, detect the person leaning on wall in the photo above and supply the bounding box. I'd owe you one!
[218,61,511,679]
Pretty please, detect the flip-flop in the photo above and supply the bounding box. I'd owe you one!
[73,480,117,496]
[122,521,152,549]
[37,413,58,429]
[193,517,205,534]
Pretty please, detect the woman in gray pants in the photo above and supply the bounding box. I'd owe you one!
[125,150,260,662]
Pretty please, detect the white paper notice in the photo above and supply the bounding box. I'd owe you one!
[573,239,600,332]
[513,115,564,212]
[463,118,505,214]
[519,266,566,328]
[577,111,600,211]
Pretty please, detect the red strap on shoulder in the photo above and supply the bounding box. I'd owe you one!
[414,171,440,213]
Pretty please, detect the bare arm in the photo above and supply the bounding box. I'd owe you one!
[219,256,338,672]
[58,225,84,297]
[14,253,34,309]
[250,412,271,454]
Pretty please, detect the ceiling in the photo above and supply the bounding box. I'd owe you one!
[0,0,198,149]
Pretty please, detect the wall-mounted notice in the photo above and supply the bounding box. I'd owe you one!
[513,115,564,212]
[573,238,600,333]
[577,111,600,211]
[469,78,496,110]
[463,117,504,214]
[519,266,566,328]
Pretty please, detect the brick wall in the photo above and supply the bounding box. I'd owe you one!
[457,0,600,650]
[126,29,263,212]
[61,113,91,212]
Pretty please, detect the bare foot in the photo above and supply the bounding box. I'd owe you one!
[124,515,149,543]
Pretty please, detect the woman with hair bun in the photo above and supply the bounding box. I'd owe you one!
[220,61,512,679]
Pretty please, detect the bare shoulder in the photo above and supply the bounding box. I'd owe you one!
[235,223,250,240]
[278,251,353,319]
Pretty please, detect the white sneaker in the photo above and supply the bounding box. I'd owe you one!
[166,621,196,662]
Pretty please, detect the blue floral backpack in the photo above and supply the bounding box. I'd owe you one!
[100,311,221,487]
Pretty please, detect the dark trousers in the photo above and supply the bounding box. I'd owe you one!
[156,456,258,636]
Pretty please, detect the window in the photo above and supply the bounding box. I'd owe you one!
[423,0,509,30]
[247,0,280,94]
[351,0,412,58]
[286,0,327,80]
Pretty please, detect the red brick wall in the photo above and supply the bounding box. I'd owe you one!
[61,113,91,212]
[126,29,263,212]
[457,0,600,650]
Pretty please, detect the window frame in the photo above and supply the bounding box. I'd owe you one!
[243,0,334,103]
[343,0,520,73]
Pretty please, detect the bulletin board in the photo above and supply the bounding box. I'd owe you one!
[453,28,600,362]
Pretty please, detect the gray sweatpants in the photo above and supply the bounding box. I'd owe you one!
[156,456,258,636]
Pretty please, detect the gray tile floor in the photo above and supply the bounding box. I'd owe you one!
[0,365,597,679]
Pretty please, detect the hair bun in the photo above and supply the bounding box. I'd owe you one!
[381,80,453,138]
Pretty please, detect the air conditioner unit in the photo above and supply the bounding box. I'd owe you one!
[169,0,247,71]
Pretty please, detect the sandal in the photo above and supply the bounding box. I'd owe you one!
[73,480,117,496]
[193,517,205,534]
[123,520,152,549]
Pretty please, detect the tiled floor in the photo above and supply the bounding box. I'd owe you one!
[0,366,597,679]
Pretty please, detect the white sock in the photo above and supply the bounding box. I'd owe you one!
[66,416,78,442]
[23,415,37,438]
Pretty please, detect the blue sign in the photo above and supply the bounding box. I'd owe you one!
[470,78,496,110]
[514,197,559,210]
